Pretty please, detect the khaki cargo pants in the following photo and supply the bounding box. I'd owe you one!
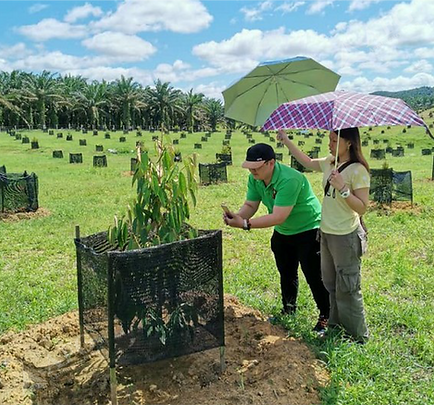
[320,226,369,341]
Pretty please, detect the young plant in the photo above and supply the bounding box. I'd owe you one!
[220,145,232,155]
[108,135,198,250]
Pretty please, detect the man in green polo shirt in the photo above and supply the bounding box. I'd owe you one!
[223,143,329,331]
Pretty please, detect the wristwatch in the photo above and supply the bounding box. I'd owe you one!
[242,218,251,231]
[339,187,351,199]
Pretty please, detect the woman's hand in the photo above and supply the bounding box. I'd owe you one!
[328,169,346,192]
[277,129,289,142]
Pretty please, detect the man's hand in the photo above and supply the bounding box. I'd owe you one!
[223,213,244,228]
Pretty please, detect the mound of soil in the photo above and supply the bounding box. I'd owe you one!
[0,207,50,222]
[0,295,328,405]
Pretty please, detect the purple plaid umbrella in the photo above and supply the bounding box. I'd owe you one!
[262,90,432,138]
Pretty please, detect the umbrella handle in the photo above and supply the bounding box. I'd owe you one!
[334,129,341,171]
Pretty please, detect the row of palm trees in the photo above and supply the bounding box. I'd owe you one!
[0,70,233,133]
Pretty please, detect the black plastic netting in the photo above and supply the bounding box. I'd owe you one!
[0,165,5,174]
[75,230,224,367]
[0,171,38,212]
[199,163,228,185]
[370,169,413,204]
[291,156,311,173]
[215,153,232,165]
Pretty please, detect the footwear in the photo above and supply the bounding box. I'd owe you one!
[313,315,328,332]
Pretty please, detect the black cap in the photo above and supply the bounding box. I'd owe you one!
[242,143,276,169]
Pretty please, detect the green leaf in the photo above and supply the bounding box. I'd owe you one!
[179,171,187,196]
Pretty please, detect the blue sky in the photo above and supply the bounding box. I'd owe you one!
[0,0,433,100]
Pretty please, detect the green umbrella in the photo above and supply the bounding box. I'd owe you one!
[222,56,340,127]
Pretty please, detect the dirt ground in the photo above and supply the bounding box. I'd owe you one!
[0,295,328,405]
[0,207,50,222]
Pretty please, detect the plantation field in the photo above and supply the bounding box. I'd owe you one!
[1,123,434,404]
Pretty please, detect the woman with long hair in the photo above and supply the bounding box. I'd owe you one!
[277,127,370,343]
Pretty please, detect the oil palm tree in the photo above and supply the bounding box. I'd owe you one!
[183,89,204,132]
[113,75,143,129]
[74,81,109,129]
[0,70,28,127]
[203,98,224,132]
[21,70,61,128]
[146,79,183,132]
[58,74,87,128]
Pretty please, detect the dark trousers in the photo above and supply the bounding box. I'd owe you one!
[271,229,329,317]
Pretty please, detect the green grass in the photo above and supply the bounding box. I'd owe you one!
[1,125,434,404]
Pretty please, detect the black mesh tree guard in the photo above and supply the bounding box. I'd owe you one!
[391,148,404,157]
[70,153,83,163]
[291,156,311,173]
[0,171,38,212]
[93,155,107,167]
[131,158,138,172]
[0,165,5,174]
[370,149,386,159]
[215,153,232,165]
[199,163,228,185]
[53,150,63,158]
[370,168,413,205]
[74,229,224,373]
[392,171,413,203]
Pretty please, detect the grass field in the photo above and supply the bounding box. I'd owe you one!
[1,123,434,404]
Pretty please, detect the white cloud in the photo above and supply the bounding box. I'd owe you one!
[334,0,434,49]
[194,82,226,101]
[0,43,30,59]
[348,0,381,12]
[414,47,433,59]
[11,51,85,71]
[17,19,87,42]
[82,32,156,62]
[64,3,103,23]
[240,1,273,22]
[193,28,334,73]
[275,2,306,14]
[92,0,212,34]
[307,0,336,15]
[152,60,220,83]
[0,58,11,72]
[404,60,433,74]
[339,72,434,93]
[28,4,48,14]
[67,66,154,86]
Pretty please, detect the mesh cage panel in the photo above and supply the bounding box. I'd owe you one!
[0,172,38,212]
[215,153,232,165]
[199,163,228,185]
[370,169,413,204]
[76,230,224,366]
[392,171,413,202]
[290,156,311,173]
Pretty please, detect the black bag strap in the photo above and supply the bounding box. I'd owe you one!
[324,161,355,196]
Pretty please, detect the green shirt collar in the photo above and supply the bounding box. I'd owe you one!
[266,161,281,189]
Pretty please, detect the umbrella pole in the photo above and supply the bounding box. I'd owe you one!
[334,129,341,170]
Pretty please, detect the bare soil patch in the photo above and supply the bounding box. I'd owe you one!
[0,207,51,222]
[0,295,328,405]
[368,200,423,215]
